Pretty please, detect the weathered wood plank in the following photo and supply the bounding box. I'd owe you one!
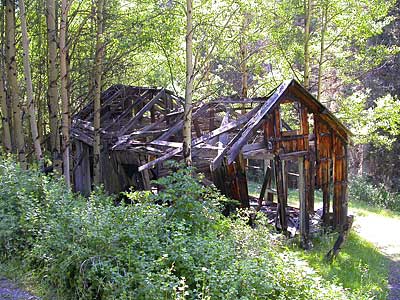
[274,157,288,231]
[242,142,265,153]
[138,108,259,172]
[298,156,310,249]
[242,149,274,160]
[102,90,151,131]
[278,150,308,160]
[157,102,212,141]
[257,166,272,210]
[119,89,166,135]
[226,80,292,164]
[73,141,91,196]
[211,105,263,170]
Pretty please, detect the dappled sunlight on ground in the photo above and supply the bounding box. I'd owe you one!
[350,209,400,258]
[349,207,400,300]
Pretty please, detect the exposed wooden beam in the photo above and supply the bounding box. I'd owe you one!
[138,106,259,172]
[119,89,166,135]
[226,80,292,164]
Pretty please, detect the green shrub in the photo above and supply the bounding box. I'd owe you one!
[0,158,368,299]
[349,176,400,211]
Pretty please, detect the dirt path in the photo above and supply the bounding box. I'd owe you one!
[351,211,400,300]
[0,278,39,300]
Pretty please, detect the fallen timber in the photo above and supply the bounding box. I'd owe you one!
[71,79,352,242]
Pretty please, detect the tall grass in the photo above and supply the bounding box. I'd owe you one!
[0,158,389,299]
[293,232,389,300]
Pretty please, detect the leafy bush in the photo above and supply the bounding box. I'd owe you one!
[349,176,400,211]
[0,158,368,299]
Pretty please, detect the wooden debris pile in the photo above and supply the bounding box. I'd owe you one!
[71,79,352,239]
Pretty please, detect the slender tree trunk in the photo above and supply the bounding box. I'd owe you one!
[317,4,327,101]
[0,4,11,153]
[240,45,248,99]
[46,0,62,172]
[36,0,45,141]
[19,0,43,165]
[240,13,249,115]
[0,67,11,153]
[88,1,96,101]
[303,0,312,89]
[93,0,105,185]
[183,0,194,167]
[60,0,70,187]
[6,0,25,167]
[240,14,249,99]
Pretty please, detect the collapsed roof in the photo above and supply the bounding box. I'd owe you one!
[72,79,351,173]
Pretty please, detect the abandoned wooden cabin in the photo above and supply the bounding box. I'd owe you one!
[71,79,351,238]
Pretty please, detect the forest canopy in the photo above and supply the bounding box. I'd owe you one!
[0,0,399,187]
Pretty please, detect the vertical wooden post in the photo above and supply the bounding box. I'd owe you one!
[316,117,332,227]
[274,156,287,232]
[342,144,349,226]
[235,154,249,208]
[283,159,288,203]
[298,156,310,247]
[140,163,151,190]
[322,158,331,226]
[74,141,91,196]
[307,147,316,213]
[333,133,347,229]
[258,165,272,210]
[266,160,273,203]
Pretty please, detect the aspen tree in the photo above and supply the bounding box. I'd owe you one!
[317,3,327,101]
[303,0,312,90]
[5,0,25,167]
[183,0,194,166]
[60,0,70,187]
[19,0,43,165]
[93,0,105,185]
[0,4,11,153]
[46,0,62,172]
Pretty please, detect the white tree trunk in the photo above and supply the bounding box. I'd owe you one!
[317,4,327,101]
[0,72,11,153]
[303,0,312,90]
[19,0,43,165]
[46,0,62,171]
[6,0,25,168]
[93,0,105,185]
[0,4,11,153]
[0,50,11,154]
[60,0,70,187]
[183,0,194,166]
[240,14,249,99]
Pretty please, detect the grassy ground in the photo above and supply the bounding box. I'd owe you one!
[294,232,389,299]
[349,200,400,220]
[249,180,391,299]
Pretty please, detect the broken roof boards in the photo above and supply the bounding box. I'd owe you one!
[71,79,350,231]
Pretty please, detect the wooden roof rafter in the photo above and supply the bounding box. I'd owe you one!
[71,79,351,177]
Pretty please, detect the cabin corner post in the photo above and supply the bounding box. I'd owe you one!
[333,133,347,229]
[306,146,316,214]
[343,144,349,225]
